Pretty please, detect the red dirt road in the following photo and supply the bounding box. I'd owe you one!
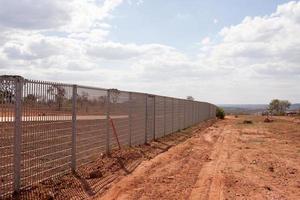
[96,116,300,200]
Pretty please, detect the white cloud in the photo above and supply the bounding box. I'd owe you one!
[0,0,124,32]
[213,18,218,24]
[212,2,300,77]
[0,0,72,30]
[0,1,300,104]
[87,42,144,60]
[201,37,211,45]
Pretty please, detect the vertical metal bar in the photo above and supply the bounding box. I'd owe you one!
[71,85,77,172]
[144,94,148,144]
[181,101,183,128]
[13,76,23,193]
[186,100,188,127]
[178,99,180,131]
[183,100,186,128]
[195,102,197,123]
[194,102,196,124]
[188,101,190,126]
[198,102,201,122]
[197,102,200,122]
[214,105,216,118]
[106,90,111,154]
[196,102,197,123]
[153,96,156,140]
[164,97,166,136]
[193,102,195,125]
[171,98,174,133]
[189,101,191,126]
[191,101,193,125]
[129,92,132,146]
[190,101,192,125]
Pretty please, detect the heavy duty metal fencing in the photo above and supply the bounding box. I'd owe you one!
[0,75,216,198]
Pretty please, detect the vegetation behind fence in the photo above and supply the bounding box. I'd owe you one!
[0,75,216,198]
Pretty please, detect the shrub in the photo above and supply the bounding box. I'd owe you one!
[216,107,225,119]
[243,120,253,124]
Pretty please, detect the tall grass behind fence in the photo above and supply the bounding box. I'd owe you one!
[0,75,217,198]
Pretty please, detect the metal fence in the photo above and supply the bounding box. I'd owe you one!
[0,75,217,198]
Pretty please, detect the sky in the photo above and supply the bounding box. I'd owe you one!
[0,0,299,104]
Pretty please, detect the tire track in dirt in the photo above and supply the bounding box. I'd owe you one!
[189,124,233,200]
[94,116,300,200]
[95,120,227,200]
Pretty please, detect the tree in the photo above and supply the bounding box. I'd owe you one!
[109,89,120,104]
[0,79,15,103]
[268,99,291,115]
[78,92,88,107]
[47,85,66,111]
[98,96,106,107]
[186,96,194,101]
[216,107,225,119]
[77,92,89,112]
[24,94,37,105]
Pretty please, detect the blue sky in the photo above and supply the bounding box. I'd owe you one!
[109,0,290,51]
[0,0,299,104]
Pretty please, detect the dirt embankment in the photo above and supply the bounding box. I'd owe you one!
[96,116,300,200]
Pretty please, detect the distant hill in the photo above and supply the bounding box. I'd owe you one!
[218,103,300,115]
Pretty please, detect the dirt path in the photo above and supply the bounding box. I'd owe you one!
[95,116,300,200]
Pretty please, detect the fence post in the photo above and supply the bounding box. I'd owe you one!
[144,94,148,144]
[197,102,200,123]
[153,96,156,140]
[179,100,181,130]
[191,102,193,125]
[186,101,188,127]
[71,85,77,172]
[129,92,132,146]
[13,76,23,194]
[183,100,186,128]
[195,102,197,123]
[193,102,195,125]
[190,102,192,125]
[171,98,174,133]
[176,99,181,131]
[106,90,111,154]
[164,97,166,136]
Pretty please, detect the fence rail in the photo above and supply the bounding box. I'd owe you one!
[0,75,217,198]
